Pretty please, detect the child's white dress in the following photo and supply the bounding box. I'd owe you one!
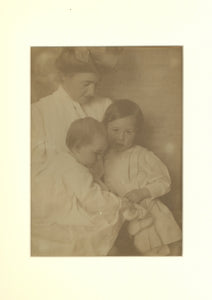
[104,145,181,254]
[31,152,123,256]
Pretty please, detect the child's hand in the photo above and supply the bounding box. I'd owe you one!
[121,197,131,211]
[121,198,137,221]
[125,188,151,204]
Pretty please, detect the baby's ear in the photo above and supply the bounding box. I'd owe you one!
[72,145,78,152]
[73,143,84,152]
[58,71,65,82]
[70,144,78,154]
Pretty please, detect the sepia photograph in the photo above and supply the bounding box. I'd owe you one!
[31,46,183,256]
[2,0,212,299]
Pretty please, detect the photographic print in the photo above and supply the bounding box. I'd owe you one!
[31,46,182,256]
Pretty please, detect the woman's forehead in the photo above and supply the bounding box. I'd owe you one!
[73,72,99,82]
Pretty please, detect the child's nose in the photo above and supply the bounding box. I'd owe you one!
[118,131,125,141]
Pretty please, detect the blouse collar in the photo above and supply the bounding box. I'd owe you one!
[56,85,86,118]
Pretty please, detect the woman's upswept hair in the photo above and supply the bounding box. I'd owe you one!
[103,99,144,133]
[55,47,99,76]
[66,117,107,150]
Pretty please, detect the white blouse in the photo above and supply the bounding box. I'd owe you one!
[31,85,112,168]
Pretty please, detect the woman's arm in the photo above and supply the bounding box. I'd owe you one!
[31,104,47,164]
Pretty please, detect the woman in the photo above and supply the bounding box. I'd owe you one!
[31,48,112,170]
[31,47,123,256]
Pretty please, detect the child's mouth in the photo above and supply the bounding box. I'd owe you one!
[114,143,126,150]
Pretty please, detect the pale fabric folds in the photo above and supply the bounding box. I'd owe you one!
[31,85,112,169]
[32,153,123,256]
[31,86,115,255]
[104,145,182,254]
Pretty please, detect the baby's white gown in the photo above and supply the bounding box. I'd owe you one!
[31,86,121,256]
[104,145,182,254]
[32,152,123,256]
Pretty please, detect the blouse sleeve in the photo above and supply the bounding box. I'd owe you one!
[31,104,47,164]
[138,149,171,198]
[63,166,122,223]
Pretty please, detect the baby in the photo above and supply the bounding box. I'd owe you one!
[32,117,128,256]
[103,99,182,256]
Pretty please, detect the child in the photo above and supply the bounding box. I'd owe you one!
[103,99,182,256]
[31,117,128,256]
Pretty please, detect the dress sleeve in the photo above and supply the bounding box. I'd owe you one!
[31,104,47,164]
[138,149,171,198]
[63,166,122,224]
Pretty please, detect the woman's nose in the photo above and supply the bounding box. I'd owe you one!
[96,154,103,161]
[86,84,95,96]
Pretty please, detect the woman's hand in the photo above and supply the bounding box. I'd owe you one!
[124,188,151,204]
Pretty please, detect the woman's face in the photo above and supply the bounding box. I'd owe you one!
[62,72,99,104]
[107,115,137,152]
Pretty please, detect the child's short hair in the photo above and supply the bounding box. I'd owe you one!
[103,99,144,132]
[66,117,107,150]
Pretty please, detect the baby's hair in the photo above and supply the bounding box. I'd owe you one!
[66,117,107,150]
[103,99,144,133]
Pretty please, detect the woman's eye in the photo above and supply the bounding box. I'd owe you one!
[95,151,102,156]
[83,81,92,87]
[126,130,134,135]
[112,128,119,132]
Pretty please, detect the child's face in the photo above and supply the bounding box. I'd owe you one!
[107,115,137,151]
[74,135,108,167]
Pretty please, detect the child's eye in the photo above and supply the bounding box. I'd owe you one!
[83,81,93,87]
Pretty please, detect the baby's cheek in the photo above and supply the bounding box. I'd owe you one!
[108,135,115,143]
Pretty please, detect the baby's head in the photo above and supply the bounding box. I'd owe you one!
[66,117,108,167]
[103,99,144,152]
